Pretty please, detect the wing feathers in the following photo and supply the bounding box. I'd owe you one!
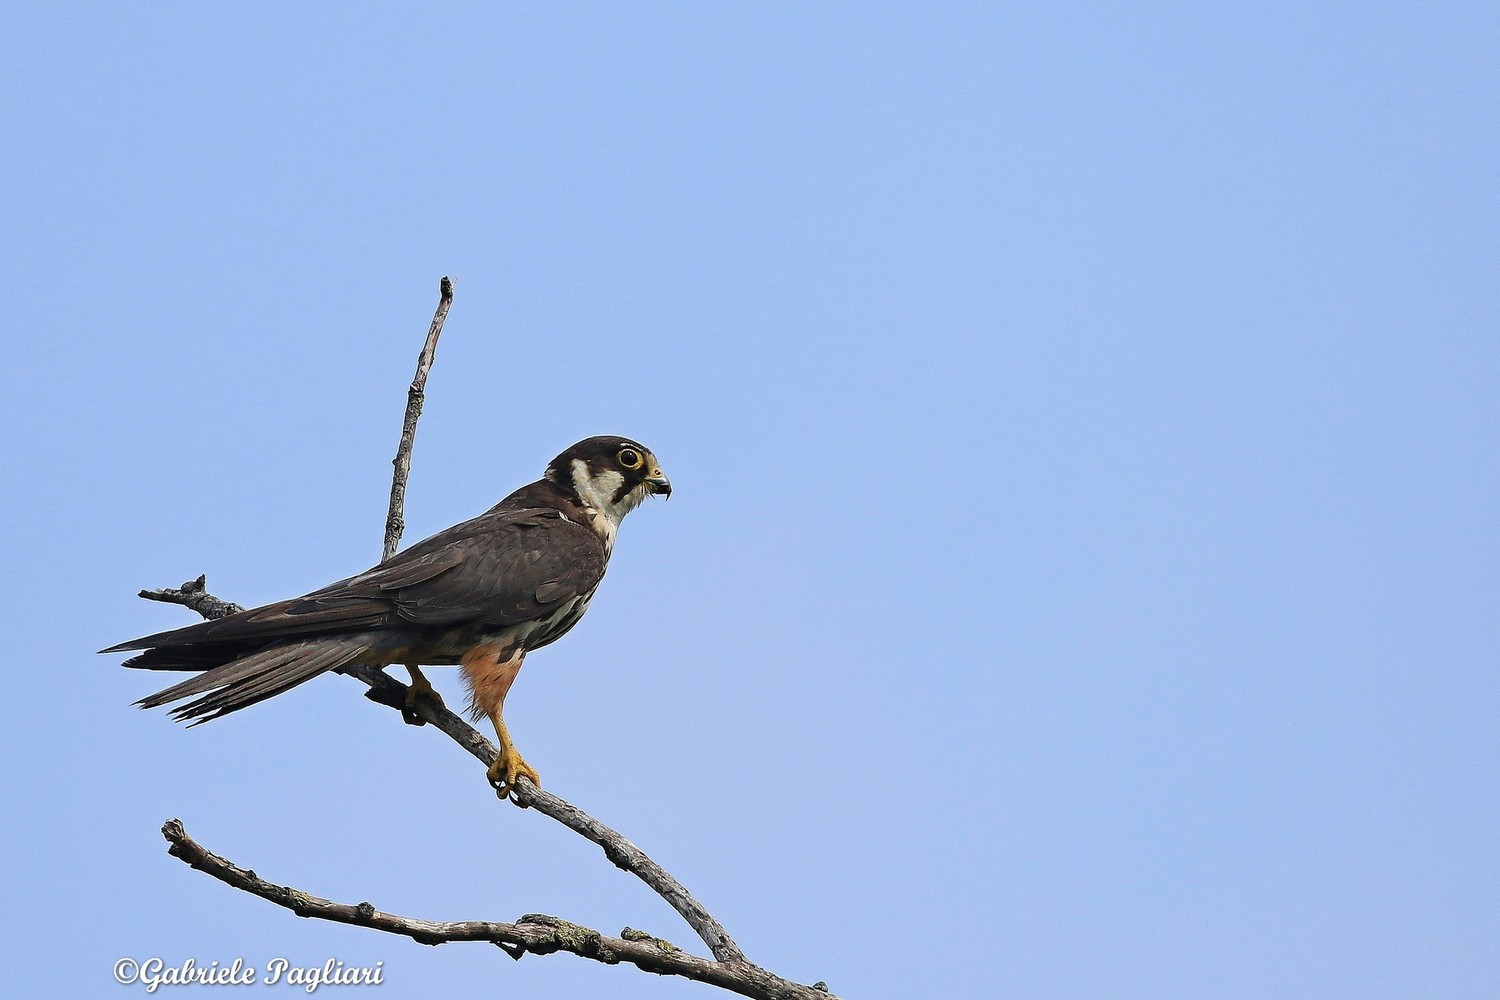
[112,494,612,725]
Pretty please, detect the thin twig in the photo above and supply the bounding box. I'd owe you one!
[161,820,827,1000]
[384,275,454,562]
[139,576,244,620]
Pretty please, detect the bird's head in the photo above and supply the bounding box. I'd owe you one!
[545,436,671,525]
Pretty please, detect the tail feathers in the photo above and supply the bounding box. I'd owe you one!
[136,638,369,725]
[123,645,252,672]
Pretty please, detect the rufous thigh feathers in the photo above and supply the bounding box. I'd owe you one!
[459,642,524,722]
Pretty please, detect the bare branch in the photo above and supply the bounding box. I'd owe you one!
[339,663,745,962]
[354,274,747,963]
[139,576,245,620]
[161,820,829,1000]
[513,777,749,963]
[142,591,756,973]
[135,276,833,997]
[384,275,454,562]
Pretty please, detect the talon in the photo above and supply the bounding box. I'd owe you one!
[487,747,540,799]
[401,669,445,726]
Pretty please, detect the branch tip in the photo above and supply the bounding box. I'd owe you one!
[383,277,454,562]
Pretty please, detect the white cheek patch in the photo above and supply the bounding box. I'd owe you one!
[571,460,625,514]
[570,460,649,552]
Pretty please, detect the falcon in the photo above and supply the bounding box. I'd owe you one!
[103,436,671,796]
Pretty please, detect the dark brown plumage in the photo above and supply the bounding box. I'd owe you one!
[103,436,670,794]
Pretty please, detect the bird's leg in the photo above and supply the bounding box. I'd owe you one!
[485,707,541,799]
[459,643,537,798]
[400,664,445,726]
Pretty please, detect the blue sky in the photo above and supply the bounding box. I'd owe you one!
[3,3,1497,998]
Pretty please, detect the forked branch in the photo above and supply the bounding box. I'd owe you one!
[138,278,835,999]
[161,819,823,1000]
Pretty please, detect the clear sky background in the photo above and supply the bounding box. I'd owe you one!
[3,4,1497,998]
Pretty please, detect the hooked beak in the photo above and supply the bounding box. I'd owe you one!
[646,472,672,498]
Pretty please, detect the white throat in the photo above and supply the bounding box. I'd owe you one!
[570,459,647,550]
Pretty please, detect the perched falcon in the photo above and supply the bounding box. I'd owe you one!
[103,436,670,796]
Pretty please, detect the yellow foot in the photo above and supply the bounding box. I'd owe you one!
[401,674,445,726]
[487,747,541,799]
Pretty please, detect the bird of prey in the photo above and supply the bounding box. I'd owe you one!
[103,436,670,796]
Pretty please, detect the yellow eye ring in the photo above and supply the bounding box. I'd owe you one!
[617,447,643,469]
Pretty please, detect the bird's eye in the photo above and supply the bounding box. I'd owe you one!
[617,447,642,469]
